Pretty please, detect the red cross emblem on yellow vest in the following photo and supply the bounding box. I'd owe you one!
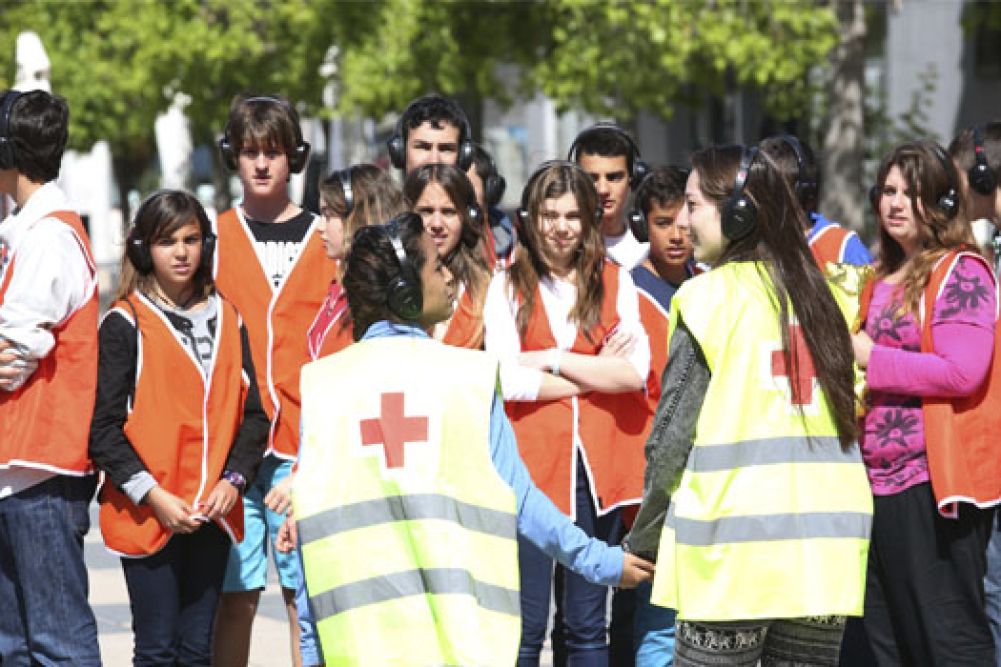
[359,392,429,470]
[770,323,817,406]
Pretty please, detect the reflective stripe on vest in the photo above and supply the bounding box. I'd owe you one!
[294,336,519,666]
[651,262,872,621]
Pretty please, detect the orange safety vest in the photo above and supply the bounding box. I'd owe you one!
[809,224,856,268]
[442,288,485,350]
[0,211,97,474]
[213,208,336,459]
[860,249,1001,515]
[636,287,670,412]
[98,293,248,556]
[505,261,647,517]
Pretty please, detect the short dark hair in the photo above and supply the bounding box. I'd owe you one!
[636,166,689,217]
[401,95,469,143]
[570,125,635,172]
[342,213,429,340]
[758,135,820,213]
[5,90,69,183]
[949,121,1001,184]
[225,94,302,157]
[469,144,504,208]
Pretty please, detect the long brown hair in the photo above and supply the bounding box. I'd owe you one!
[508,160,606,339]
[404,163,490,306]
[873,140,975,316]
[692,145,857,447]
[116,190,214,302]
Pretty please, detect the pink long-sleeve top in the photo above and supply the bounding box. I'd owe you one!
[862,256,997,495]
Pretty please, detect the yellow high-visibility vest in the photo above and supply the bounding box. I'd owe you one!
[294,335,520,666]
[651,262,873,621]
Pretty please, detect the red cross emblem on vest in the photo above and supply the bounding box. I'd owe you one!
[770,324,817,405]
[359,392,429,469]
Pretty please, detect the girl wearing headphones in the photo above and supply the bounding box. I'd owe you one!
[89,190,268,666]
[623,146,871,665]
[310,164,406,360]
[482,160,650,666]
[852,141,1000,664]
[405,163,492,348]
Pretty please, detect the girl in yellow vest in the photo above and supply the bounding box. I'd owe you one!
[624,145,872,666]
[405,163,492,348]
[89,190,268,666]
[482,160,651,666]
[310,164,406,361]
[852,141,1000,664]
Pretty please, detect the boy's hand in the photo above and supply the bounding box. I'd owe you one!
[618,552,655,589]
[264,475,293,514]
[200,478,240,520]
[275,512,298,553]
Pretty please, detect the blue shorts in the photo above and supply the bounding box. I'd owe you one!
[222,455,300,592]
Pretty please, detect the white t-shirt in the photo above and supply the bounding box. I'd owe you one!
[603,227,649,270]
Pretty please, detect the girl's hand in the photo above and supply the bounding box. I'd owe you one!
[145,487,200,534]
[599,329,636,358]
[275,512,298,554]
[264,475,293,515]
[200,478,240,520]
[851,331,874,369]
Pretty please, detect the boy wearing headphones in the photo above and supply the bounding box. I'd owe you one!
[759,134,871,267]
[570,123,650,270]
[388,94,475,176]
[0,89,101,665]
[949,122,1001,266]
[467,143,515,269]
[212,93,336,666]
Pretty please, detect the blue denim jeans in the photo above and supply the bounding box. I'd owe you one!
[121,523,230,666]
[0,474,101,666]
[519,458,612,667]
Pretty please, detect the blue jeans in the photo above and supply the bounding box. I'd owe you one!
[0,475,101,666]
[633,580,676,667]
[121,523,230,666]
[519,459,611,667]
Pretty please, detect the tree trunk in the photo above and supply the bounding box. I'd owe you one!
[821,0,867,233]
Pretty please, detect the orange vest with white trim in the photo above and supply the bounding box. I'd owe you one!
[98,293,247,556]
[809,225,855,268]
[213,208,336,458]
[859,249,1001,514]
[0,211,98,474]
[442,288,484,349]
[504,261,647,516]
[636,287,670,413]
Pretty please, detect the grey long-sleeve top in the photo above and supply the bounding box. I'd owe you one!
[623,317,711,562]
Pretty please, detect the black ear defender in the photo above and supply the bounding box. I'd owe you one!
[928,142,960,218]
[780,134,819,209]
[721,147,760,241]
[383,212,424,321]
[627,171,656,243]
[218,96,311,174]
[126,192,217,276]
[387,96,475,172]
[0,90,24,171]
[969,126,999,196]
[568,122,650,190]
[338,167,355,216]
[476,145,507,207]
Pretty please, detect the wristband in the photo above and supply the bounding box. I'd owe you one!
[222,470,246,493]
[549,349,562,377]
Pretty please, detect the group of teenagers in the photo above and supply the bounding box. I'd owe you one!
[3,85,1001,667]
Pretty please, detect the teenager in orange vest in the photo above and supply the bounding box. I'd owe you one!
[482,160,650,666]
[212,94,335,667]
[309,164,406,361]
[89,190,268,665]
[405,163,492,349]
[759,134,871,268]
[853,141,1000,664]
[0,89,101,666]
